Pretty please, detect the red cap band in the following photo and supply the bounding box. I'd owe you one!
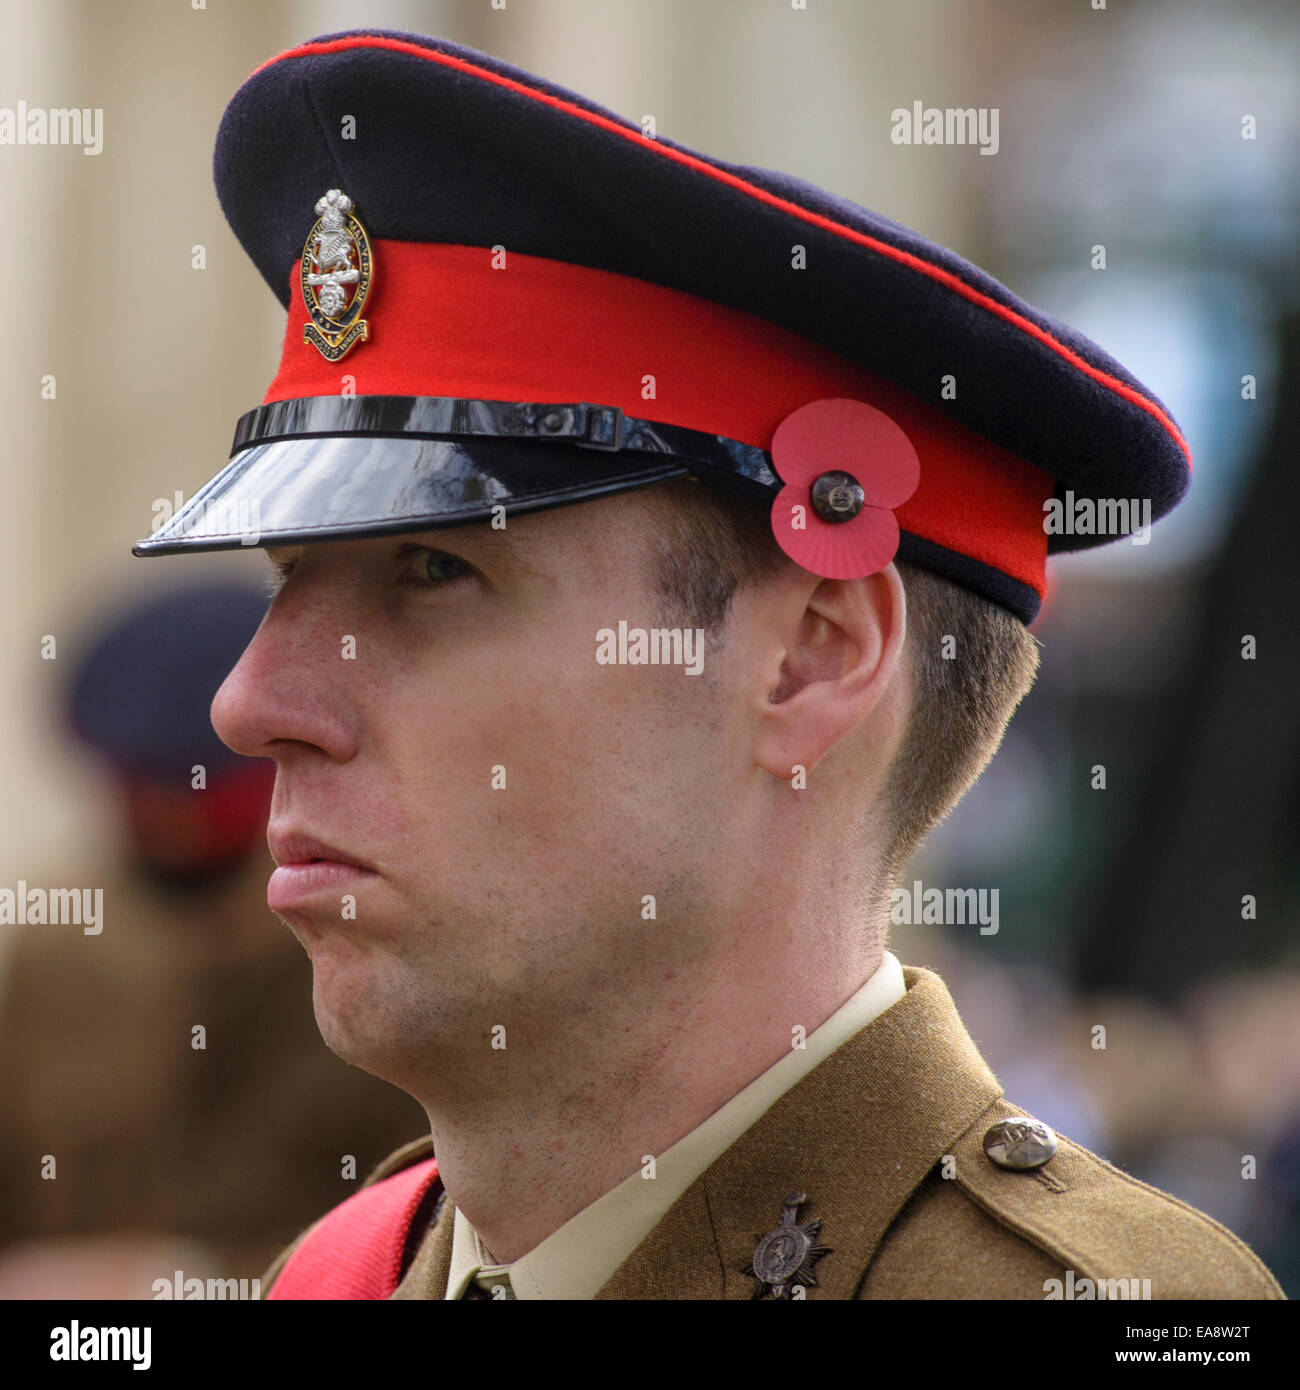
[265,240,1052,600]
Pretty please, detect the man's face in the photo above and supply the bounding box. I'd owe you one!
[210,490,747,1097]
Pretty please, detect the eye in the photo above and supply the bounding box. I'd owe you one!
[423,551,470,582]
[400,546,472,586]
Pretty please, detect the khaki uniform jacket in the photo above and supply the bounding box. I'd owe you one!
[263,963,1284,1299]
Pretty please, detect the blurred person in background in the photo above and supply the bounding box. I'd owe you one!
[0,582,422,1299]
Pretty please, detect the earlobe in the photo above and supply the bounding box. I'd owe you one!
[753,565,906,781]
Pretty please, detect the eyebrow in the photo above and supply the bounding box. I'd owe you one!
[429,522,519,560]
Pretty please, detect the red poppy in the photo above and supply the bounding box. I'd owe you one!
[768,398,921,580]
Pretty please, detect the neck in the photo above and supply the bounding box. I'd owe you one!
[422,908,884,1264]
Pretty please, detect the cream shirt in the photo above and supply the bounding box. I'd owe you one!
[446,950,906,1299]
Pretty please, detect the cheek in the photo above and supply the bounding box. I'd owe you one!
[378,619,699,889]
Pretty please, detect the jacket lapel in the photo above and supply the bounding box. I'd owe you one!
[595,965,1001,1299]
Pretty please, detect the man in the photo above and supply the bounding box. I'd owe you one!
[133,29,1282,1300]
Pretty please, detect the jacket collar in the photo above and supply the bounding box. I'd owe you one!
[594,964,1001,1299]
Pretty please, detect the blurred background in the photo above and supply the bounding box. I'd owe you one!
[0,0,1296,1296]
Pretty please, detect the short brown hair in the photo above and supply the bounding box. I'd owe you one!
[640,478,1041,880]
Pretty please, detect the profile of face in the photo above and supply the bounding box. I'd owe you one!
[209,490,765,1100]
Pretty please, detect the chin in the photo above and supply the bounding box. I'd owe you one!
[308,952,432,1086]
[309,950,384,1054]
[312,992,406,1082]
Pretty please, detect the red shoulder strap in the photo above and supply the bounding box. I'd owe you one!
[266,1157,441,1300]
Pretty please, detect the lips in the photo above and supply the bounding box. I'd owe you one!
[268,829,375,871]
[266,827,378,914]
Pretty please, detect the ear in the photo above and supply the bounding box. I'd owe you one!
[752,562,907,781]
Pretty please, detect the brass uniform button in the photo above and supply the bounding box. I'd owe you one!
[983,1117,1058,1170]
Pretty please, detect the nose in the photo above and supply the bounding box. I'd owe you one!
[210,571,361,765]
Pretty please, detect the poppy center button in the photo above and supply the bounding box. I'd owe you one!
[810,470,865,522]
[983,1117,1058,1170]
